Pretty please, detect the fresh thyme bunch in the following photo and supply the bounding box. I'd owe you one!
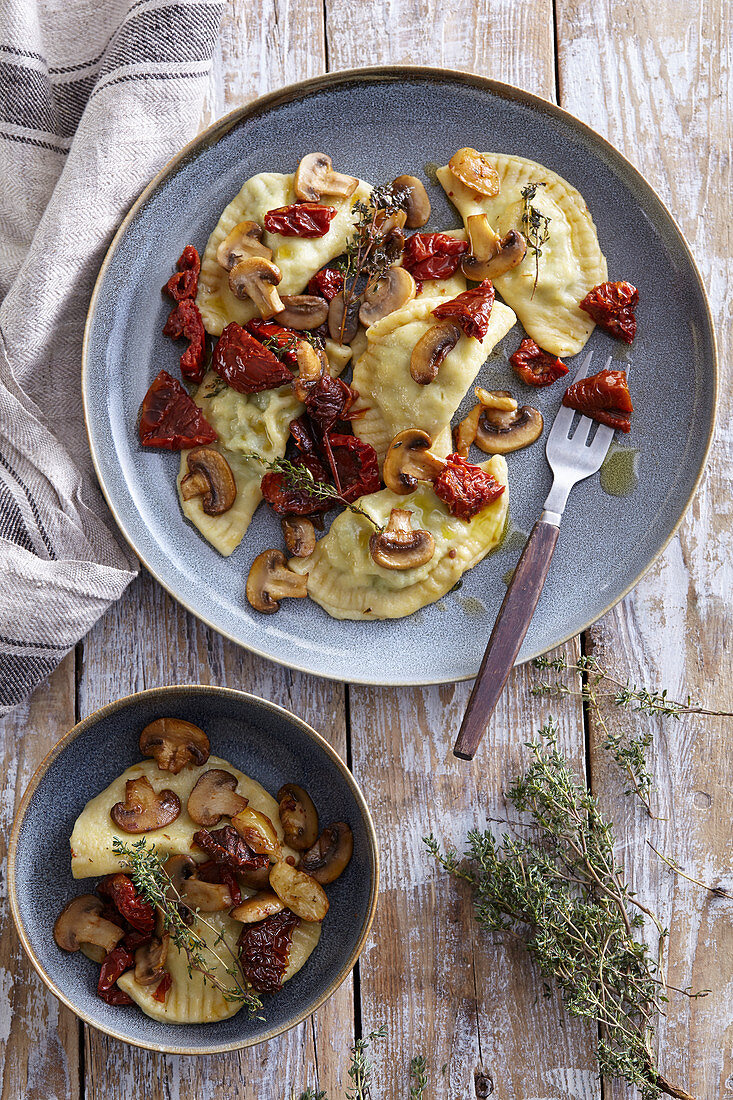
[425,720,703,1100]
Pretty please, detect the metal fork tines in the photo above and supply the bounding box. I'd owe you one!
[542,351,616,524]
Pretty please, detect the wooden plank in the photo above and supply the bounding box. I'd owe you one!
[556,1,733,1096]
[325,2,600,1096]
[0,656,80,1100]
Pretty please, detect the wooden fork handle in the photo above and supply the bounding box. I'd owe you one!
[453,519,560,760]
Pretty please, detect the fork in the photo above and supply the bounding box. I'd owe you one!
[453,350,616,760]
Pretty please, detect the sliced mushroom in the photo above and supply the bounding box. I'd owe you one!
[275,295,329,331]
[230,890,285,924]
[391,174,431,228]
[410,320,462,385]
[54,895,125,954]
[277,783,319,850]
[382,429,447,494]
[246,549,309,614]
[475,402,543,454]
[454,390,519,458]
[294,153,359,202]
[282,517,316,557]
[238,864,272,890]
[373,207,407,237]
[300,823,354,884]
[216,220,271,271]
[462,214,527,280]
[139,718,210,774]
[162,854,234,912]
[359,266,416,327]
[369,508,435,571]
[293,340,326,402]
[180,447,237,516]
[187,769,249,827]
[448,147,501,197]
[110,776,181,833]
[231,806,282,861]
[328,290,361,344]
[228,256,284,318]
[134,935,169,985]
[269,860,329,922]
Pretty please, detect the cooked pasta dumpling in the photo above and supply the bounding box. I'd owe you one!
[437,154,607,356]
[288,456,508,619]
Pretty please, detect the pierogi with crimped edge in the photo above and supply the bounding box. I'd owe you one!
[350,297,516,468]
[288,455,508,619]
[197,171,372,335]
[437,154,607,356]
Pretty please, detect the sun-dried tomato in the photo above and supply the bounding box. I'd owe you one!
[122,929,153,952]
[163,298,206,383]
[245,319,301,366]
[304,374,354,435]
[238,909,300,993]
[402,233,469,281]
[212,322,294,393]
[562,368,633,432]
[196,859,242,906]
[164,245,200,301]
[98,874,156,933]
[261,454,331,517]
[433,454,506,520]
[98,945,135,1003]
[579,280,638,344]
[193,825,270,873]
[152,972,172,1003]
[264,203,337,238]
[308,267,345,301]
[432,280,495,340]
[328,434,380,502]
[510,338,569,387]
[138,370,217,450]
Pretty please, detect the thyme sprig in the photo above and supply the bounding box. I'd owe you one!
[112,838,263,1016]
[408,1055,428,1098]
[647,842,732,900]
[520,182,550,295]
[425,720,705,1100]
[296,1028,424,1100]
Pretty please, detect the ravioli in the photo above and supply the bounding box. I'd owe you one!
[350,297,516,468]
[197,171,372,336]
[288,455,508,619]
[437,154,607,356]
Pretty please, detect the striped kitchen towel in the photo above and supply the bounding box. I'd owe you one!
[0,0,224,711]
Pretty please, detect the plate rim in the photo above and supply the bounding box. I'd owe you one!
[82,64,719,686]
[7,683,380,1054]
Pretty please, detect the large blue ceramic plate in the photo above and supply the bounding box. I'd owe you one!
[8,686,378,1054]
[83,67,716,685]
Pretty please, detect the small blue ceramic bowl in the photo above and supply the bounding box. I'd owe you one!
[8,686,378,1054]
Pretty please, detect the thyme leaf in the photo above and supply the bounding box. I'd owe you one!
[520,182,550,296]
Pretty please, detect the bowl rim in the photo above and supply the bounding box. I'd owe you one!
[7,684,379,1054]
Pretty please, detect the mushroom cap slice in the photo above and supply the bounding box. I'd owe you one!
[228,256,284,319]
[277,783,319,850]
[54,895,124,954]
[162,853,234,912]
[246,549,309,614]
[382,429,447,495]
[448,147,501,197]
[462,215,527,281]
[275,295,329,330]
[269,860,329,922]
[328,291,360,344]
[454,391,519,457]
[409,321,462,385]
[281,517,316,558]
[134,935,170,985]
[300,822,354,884]
[110,775,181,834]
[186,768,249,827]
[230,890,285,924]
[369,508,436,571]
[216,220,271,271]
[359,267,416,328]
[391,174,431,228]
[294,153,359,202]
[180,447,237,516]
[475,403,543,454]
[231,805,282,860]
[139,718,210,774]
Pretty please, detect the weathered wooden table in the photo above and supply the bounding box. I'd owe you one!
[2,2,730,1096]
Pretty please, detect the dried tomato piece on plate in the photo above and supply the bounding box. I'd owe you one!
[238,908,300,993]
[212,322,293,393]
[196,859,242,906]
[432,280,495,340]
[97,945,135,1004]
[562,368,633,432]
[304,374,354,435]
[164,245,200,302]
[579,280,638,344]
[163,298,206,382]
[98,873,155,933]
[264,202,337,238]
[245,319,301,366]
[122,929,153,952]
[138,370,217,450]
[307,267,345,301]
[192,825,270,873]
[327,434,380,503]
[261,454,332,517]
[402,233,469,281]
[433,453,505,521]
[510,338,569,387]
[152,972,172,1003]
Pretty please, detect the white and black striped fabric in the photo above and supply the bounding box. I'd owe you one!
[0,0,223,711]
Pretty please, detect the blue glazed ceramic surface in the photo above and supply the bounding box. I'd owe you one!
[83,68,716,685]
[9,686,378,1053]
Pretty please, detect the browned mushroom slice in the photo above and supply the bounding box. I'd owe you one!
[462,214,527,281]
[228,256,284,318]
[328,290,361,344]
[162,854,235,912]
[292,340,326,402]
[216,220,271,271]
[382,429,447,494]
[391,174,431,228]
[230,890,285,924]
[134,935,169,985]
[269,860,329,922]
[281,517,316,557]
[409,321,462,385]
[180,447,237,516]
[54,895,125,954]
[358,267,416,327]
[294,153,359,202]
[111,776,181,833]
[139,718,210,774]
[246,549,309,614]
[369,508,435,571]
[448,148,501,197]
[475,401,543,454]
[231,806,282,860]
[186,769,249,827]
[275,295,329,331]
[453,405,483,458]
[300,823,354,884]
[277,783,319,850]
